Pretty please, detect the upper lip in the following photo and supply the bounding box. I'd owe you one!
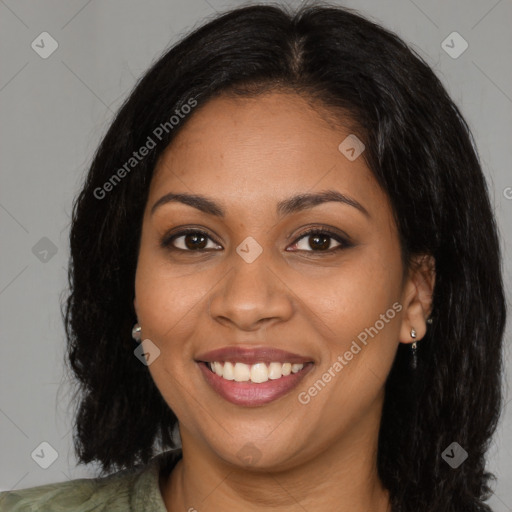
[195,346,313,365]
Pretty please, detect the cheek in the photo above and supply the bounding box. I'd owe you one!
[297,246,402,399]
[134,248,205,345]
[299,247,402,340]
[134,252,203,419]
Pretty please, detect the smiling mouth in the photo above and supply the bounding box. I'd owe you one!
[197,360,314,407]
[202,360,312,383]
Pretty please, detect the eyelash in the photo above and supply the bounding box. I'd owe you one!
[161,227,352,254]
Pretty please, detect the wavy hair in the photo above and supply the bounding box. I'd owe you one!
[62,3,507,511]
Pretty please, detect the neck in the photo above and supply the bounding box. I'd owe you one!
[161,403,390,511]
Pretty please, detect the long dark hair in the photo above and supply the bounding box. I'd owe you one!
[62,3,506,511]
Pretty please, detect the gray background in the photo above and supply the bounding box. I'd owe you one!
[1,0,511,509]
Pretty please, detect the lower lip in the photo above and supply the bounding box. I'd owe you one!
[197,362,313,407]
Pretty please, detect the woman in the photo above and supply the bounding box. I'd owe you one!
[0,3,506,511]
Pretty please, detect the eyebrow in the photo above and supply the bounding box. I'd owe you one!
[150,189,370,219]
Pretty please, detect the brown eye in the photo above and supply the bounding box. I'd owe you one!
[182,232,208,250]
[288,228,352,253]
[161,229,221,252]
[305,233,333,251]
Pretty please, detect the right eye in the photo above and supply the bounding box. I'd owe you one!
[161,228,222,252]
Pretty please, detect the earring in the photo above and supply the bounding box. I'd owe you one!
[132,323,142,342]
[410,328,418,369]
[427,317,433,325]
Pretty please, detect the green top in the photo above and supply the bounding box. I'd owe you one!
[0,448,182,511]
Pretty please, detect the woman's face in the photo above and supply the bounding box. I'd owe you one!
[134,91,428,470]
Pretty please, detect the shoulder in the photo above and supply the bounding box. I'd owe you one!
[0,449,182,512]
[0,467,140,512]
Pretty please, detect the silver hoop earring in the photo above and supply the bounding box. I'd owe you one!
[132,323,142,342]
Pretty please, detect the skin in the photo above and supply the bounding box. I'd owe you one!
[133,91,435,512]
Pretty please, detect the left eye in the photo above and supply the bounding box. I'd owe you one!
[288,229,349,252]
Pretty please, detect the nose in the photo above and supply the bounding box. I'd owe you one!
[208,252,294,332]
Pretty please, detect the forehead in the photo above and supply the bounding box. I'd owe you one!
[148,91,384,217]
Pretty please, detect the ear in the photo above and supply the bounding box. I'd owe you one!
[133,297,138,317]
[398,254,435,344]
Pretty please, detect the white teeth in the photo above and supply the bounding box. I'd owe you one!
[223,361,235,380]
[233,362,251,381]
[213,361,223,376]
[206,361,305,383]
[291,363,303,373]
[281,363,292,376]
[250,363,268,383]
[268,362,282,380]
